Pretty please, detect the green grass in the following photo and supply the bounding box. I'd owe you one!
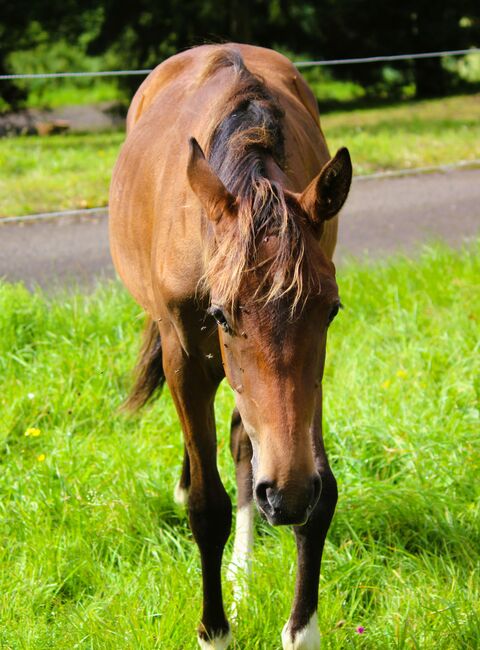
[23,81,124,110]
[0,79,124,113]
[324,94,480,174]
[0,131,124,216]
[1,93,479,218]
[0,242,478,648]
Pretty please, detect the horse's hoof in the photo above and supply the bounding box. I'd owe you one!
[197,627,232,649]
[173,481,189,506]
[282,613,320,650]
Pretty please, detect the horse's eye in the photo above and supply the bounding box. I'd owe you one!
[209,306,231,334]
[327,302,341,326]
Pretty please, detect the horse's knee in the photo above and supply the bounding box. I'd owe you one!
[320,469,338,517]
[304,469,337,533]
[319,469,338,515]
[189,485,232,550]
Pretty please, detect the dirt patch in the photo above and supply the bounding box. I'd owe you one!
[0,102,125,136]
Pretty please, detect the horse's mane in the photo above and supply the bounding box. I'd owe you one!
[200,48,319,314]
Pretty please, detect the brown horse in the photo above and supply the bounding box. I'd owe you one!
[109,43,351,650]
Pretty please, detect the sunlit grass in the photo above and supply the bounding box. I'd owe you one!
[0,81,124,113]
[24,81,124,110]
[0,131,123,217]
[324,94,480,174]
[0,242,478,648]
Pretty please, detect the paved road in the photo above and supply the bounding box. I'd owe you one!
[1,168,479,289]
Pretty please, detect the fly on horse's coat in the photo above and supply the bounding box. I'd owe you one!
[110,43,352,649]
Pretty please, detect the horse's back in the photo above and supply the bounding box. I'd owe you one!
[127,44,320,131]
[109,44,335,316]
[110,50,208,313]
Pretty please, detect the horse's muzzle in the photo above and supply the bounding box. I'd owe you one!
[254,474,322,526]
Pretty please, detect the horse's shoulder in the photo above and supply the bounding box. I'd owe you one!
[126,48,202,131]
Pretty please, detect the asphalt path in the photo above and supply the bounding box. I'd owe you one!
[1,168,479,290]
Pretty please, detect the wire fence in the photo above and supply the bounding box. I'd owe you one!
[1,46,479,223]
[0,48,478,80]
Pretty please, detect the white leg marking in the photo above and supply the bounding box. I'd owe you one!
[282,612,321,650]
[197,628,232,649]
[173,480,189,506]
[227,503,254,607]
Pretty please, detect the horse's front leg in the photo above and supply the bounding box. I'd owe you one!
[162,335,232,649]
[282,394,338,650]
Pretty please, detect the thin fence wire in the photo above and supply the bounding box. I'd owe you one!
[0,48,478,80]
[295,47,480,67]
[2,160,479,225]
[0,69,152,81]
[1,46,478,224]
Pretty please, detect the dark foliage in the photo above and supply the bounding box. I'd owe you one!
[1,0,479,108]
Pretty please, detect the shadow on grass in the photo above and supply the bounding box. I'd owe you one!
[332,493,479,564]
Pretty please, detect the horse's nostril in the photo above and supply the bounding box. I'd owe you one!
[255,480,272,509]
[256,476,321,524]
[266,485,283,511]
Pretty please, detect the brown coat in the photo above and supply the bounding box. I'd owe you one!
[109,43,336,320]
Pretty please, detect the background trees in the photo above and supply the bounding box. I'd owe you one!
[0,0,479,109]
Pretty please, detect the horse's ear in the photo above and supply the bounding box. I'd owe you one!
[300,148,352,226]
[187,137,236,225]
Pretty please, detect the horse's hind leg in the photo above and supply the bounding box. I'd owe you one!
[162,334,232,648]
[227,408,254,607]
[174,445,190,505]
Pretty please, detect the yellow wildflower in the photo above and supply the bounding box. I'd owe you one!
[396,369,408,378]
[25,427,41,437]
[381,379,391,389]
[37,453,46,462]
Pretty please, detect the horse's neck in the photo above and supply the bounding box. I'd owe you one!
[263,154,292,191]
[218,146,289,200]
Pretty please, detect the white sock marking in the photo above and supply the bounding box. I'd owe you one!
[197,628,232,649]
[282,612,320,650]
[227,503,254,608]
[173,480,189,506]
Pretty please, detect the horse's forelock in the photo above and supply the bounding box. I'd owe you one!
[199,49,319,315]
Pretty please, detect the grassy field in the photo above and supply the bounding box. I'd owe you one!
[0,242,478,648]
[0,131,124,217]
[0,94,479,217]
[325,93,480,175]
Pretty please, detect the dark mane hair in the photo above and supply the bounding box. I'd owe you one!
[200,48,319,312]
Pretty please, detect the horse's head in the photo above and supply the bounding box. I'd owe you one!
[188,138,351,525]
